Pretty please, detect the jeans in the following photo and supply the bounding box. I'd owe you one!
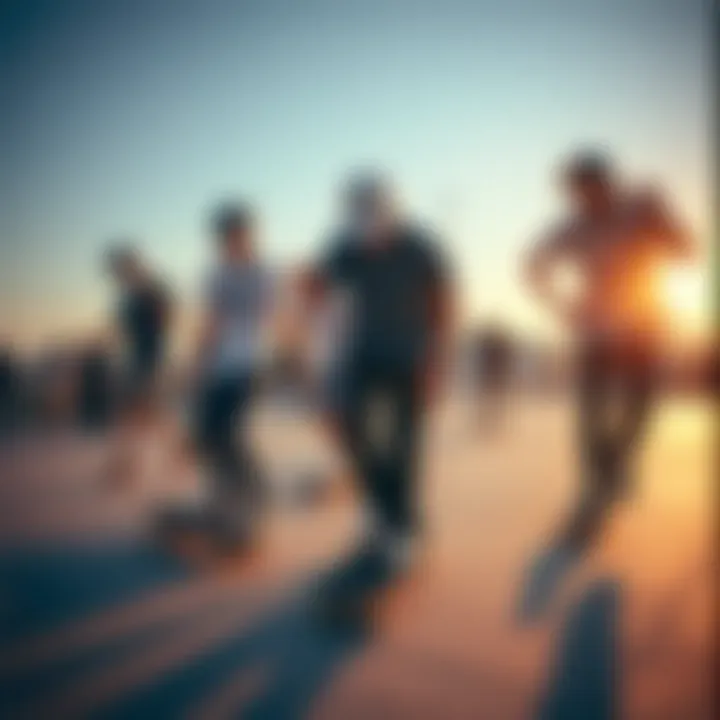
[577,338,656,500]
[195,372,259,502]
[338,360,424,536]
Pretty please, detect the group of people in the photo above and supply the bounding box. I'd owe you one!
[100,148,695,615]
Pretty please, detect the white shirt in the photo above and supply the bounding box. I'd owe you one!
[204,262,273,377]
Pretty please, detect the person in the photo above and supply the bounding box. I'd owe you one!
[77,340,113,433]
[304,171,453,607]
[471,322,514,433]
[0,346,22,437]
[524,149,695,551]
[104,244,173,486]
[173,201,274,550]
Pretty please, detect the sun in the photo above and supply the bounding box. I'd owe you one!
[660,264,708,330]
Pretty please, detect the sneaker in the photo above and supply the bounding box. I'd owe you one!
[517,544,580,623]
[384,530,420,576]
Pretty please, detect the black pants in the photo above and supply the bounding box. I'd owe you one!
[577,339,656,500]
[339,361,423,536]
[195,373,258,500]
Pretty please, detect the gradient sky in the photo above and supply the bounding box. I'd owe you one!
[0,0,710,349]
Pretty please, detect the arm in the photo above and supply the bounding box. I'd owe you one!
[298,237,347,315]
[259,268,282,353]
[268,254,339,382]
[643,191,697,261]
[298,264,330,312]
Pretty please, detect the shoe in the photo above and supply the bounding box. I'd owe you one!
[384,529,420,576]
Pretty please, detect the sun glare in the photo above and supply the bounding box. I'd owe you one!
[661,265,708,330]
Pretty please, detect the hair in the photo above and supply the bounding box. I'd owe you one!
[343,169,395,209]
[103,241,139,273]
[209,201,255,240]
[561,147,615,185]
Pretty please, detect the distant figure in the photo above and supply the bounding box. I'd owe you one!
[104,244,173,485]
[471,323,514,433]
[305,170,452,611]
[169,202,273,550]
[77,342,114,433]
[0,347,21,437]
[525,149,695,550]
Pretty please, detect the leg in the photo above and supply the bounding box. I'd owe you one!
[558,345,614,550]
[194,375,263,548]
[230,374,264,504]
[378,372,422,539]
[197,377,247,502]
[334,364,421,542]
[340,377,380,527]
[606,349,655,496]
[577,344,615,502]
[104,385,154,488]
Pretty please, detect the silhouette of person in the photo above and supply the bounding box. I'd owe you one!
[104,243,173,486]
[180,202,274,550]
[305,171,453,609]
[525,149,695,550]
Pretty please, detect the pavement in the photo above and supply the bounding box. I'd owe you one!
[0,392,711,719]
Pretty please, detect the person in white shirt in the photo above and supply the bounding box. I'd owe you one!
[189,201,274,549]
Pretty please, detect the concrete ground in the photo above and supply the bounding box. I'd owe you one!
[0,393,712,719]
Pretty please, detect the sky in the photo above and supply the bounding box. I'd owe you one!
[0,0,711,350]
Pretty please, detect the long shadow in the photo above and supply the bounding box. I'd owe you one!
[102,558,372,719]
[536,579,620,720]
[517,494,618,623]
[0,541,371,719]
[101,594,366,719]
[0,542,188,646]
[0,542,189,712]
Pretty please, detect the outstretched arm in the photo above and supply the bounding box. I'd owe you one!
[298,264,330,311]
[190,274,220,384]
[642,190,697,261]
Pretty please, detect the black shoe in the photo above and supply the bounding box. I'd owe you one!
[314,541,394,626]
[154,502,211,537]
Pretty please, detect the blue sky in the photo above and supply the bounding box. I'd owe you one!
[0,0,709,347]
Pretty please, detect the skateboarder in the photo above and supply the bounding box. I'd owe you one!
[104,244,173,486]
[524,149,695,550]
[170,201,274,550]
[305,171,453,610]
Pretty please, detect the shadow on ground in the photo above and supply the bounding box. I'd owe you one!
[0,542,367,718]
[536,579,620,720]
